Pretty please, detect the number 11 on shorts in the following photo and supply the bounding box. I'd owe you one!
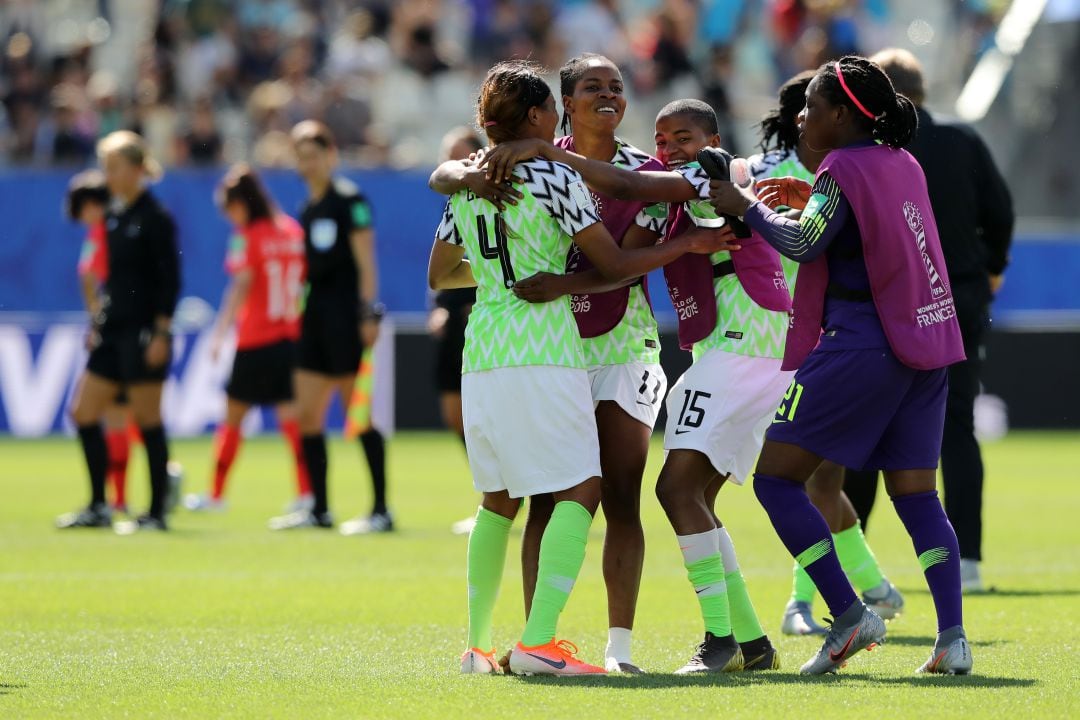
[774,380,804,423]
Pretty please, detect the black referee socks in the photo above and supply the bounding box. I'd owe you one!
[302,434,329,515]
[359,428,387,515]
[140,425,169,520]
[77,424,108,507]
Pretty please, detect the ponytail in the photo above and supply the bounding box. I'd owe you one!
[817,55,919,149]
[874,93,918,148]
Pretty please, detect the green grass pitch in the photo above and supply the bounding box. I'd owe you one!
[1,431,1077,718]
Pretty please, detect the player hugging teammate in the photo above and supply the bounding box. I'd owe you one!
[428,59,732,675]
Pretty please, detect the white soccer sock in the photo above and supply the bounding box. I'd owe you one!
[606,626,632,664]
[677,528,721,565]
[716,527,739,573]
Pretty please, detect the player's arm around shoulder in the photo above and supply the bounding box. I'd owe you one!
[428,198,476,291]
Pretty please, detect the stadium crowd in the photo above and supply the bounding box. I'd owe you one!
[1,0,1007,169]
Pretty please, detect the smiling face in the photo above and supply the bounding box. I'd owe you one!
[563,59,626,135]
[654,114,721,170]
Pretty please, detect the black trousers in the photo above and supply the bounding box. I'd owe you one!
[844,284,990,561]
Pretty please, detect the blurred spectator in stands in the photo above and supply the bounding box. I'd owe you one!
[176,96,223,165]
[46,82,95,165]
[325,10,392,84]
[553,0,629,69]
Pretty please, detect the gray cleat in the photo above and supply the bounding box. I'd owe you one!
[799,604,886,675]
[862,579,905,621]
[781,600,828,636]
[917,627,972,675]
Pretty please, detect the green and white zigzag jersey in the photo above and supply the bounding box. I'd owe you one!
[666,162,793,361]
[436,158,601,373]
[581,140,664,367]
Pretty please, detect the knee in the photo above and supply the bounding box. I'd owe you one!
[601,479,641,526]
[654,471,684,516]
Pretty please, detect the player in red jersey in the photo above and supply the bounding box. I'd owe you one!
[184,164,311,512]
[68,169,135,514]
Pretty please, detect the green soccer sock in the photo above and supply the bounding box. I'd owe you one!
[716,528,764,643]
[791,562,818,603]
[678,529,730,637]
[520,501,593,647]
[834,524,886,593]
[466,507,512,650]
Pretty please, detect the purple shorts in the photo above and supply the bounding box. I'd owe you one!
[766,346,947,471]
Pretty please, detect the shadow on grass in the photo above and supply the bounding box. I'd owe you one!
[878,635,1008,649]
[512,672,1036,689]
[901,587,1080,598]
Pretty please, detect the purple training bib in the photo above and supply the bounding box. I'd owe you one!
[784,144,965,371]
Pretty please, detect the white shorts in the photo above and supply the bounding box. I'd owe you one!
[462,366,602,499]
[588,361,668,430]
[663,350,794,484]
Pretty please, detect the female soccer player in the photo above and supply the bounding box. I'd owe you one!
[482,99,788,674]
[59,131,180,533]
[269,121,391,533]
[750,72,904,637]
[184,165,310,512]
[432,53,671,673]
[710,56,971,675]
[430,60,734,676]
[67,170,133,514]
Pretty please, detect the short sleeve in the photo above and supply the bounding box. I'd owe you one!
[348,194,374,232]
[677,163,712,201]
[539,166,601,238]
[225,231,251,274]
[635,202,668,236]
[435,199,461,245]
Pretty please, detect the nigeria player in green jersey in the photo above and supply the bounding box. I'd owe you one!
[433,53,677,674]
[428,61,735,676]
[747,73,905,637]
[482,101,788,673]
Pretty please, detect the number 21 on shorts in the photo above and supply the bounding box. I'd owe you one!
[774,379,804,423]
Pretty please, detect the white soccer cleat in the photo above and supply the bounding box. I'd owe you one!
[781,600,828,636]
[862,579,905,620]
[183,494,226,512]
[460,648,501,674]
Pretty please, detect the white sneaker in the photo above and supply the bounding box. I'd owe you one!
[781,600,828,636]
[184,494,226,512]
[340,511,394,536]
[284,493,315,514]
[862,579,905,620]
[960,559,985,593]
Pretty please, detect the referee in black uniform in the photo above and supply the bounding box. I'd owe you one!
[843,49,1015,592]
[270,120,392,532]
[59,130,180,533]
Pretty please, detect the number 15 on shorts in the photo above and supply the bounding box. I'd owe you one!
[773,380,804,424]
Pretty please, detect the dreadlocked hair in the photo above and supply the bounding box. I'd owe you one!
[759,70,816,153]
[816,55,918,148]
[558,53,616,134]
[476,60,553,145]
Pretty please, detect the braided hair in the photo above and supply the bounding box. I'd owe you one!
[758,70,815,154]
[558,53,617,135]
[815,55,918,148]
[476,60,553,144]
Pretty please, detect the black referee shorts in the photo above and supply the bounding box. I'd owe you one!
[434,318,466,393]
[297,308,362,377]
[86,327,170,384]
[226,339,297,405]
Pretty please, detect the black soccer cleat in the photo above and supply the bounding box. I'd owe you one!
[675,632,744,674]
[115,513,168,534]
[56,503,112,529]
[740,636,781,671]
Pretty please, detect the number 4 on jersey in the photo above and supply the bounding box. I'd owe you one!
[477,215,516,287]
